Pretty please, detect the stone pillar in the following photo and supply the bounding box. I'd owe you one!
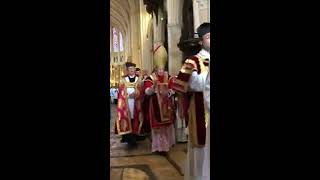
[146,19,154,73]
[110,27,113,53]
[149,23,154,71]
[110,27,114,86]
[130,8,142,68]
[124,21,130,61]
[152,5,167,73]
[139,0,153,72]
[198,0,209,23]
[193,0,209,33]
[167,0,183,75]
[153,9,166,44]
[117,30,120,70]
[208,0,210,22]
[193,0,201,33]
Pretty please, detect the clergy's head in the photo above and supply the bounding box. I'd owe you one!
[155,65,165,76]
[197,22,210,52]
[153,44,168,75]
[142,70,149,77]
[135,67,141,77]
[125,62,136,76]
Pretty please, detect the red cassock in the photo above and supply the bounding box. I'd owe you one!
[173,55,209,147]
[143,73,176,129]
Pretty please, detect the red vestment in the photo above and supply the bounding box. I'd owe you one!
[173,55,209,147]
[143,73,176,129]
[114,76,143,135]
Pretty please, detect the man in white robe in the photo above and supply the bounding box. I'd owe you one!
[183,22,211,180]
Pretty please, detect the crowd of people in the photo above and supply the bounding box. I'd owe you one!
[112,22,211,180]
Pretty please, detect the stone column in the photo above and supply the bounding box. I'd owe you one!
[194,0,209,33]
[117,30,120,70]
[198,0,209,23]
[139,0,153,72]
[208,0,210,22]
[146,18,153,73]
[130,8,142,68]
[193,0,201,34]
[110,27,113,53]
[152,5,167,73]
[110,28,114,86]
[124,21,130,61]
[167,0,183,75]
[110,27,112,84]
[152,9,166,44]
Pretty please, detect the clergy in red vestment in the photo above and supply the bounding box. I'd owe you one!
[173,22,211,180]
[114,62,143,147]
[143,44,176,154]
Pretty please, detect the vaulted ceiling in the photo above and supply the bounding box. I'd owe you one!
[110,0,138,37]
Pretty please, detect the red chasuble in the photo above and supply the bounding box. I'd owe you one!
[114,76,143,135]
[173,55,209,147]
[144,73,176,129]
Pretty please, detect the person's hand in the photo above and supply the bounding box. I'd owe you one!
[145,86,155,95]
[148,86,155,94]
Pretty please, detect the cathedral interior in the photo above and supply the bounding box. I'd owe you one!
[110,0,210,179]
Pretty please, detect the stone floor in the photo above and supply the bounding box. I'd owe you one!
[110,103,187,180]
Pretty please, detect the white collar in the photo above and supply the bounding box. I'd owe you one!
[125,76,137,83]
[198,49,210,60]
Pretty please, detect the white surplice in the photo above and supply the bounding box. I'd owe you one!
[125,76,138,119]
[185,49,210,180]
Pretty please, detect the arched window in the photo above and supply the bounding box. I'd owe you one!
[112,27,124,53]
[112,27,119,52]
[119,32,124,52]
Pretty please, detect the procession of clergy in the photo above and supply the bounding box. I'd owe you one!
[114,23,211,180]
